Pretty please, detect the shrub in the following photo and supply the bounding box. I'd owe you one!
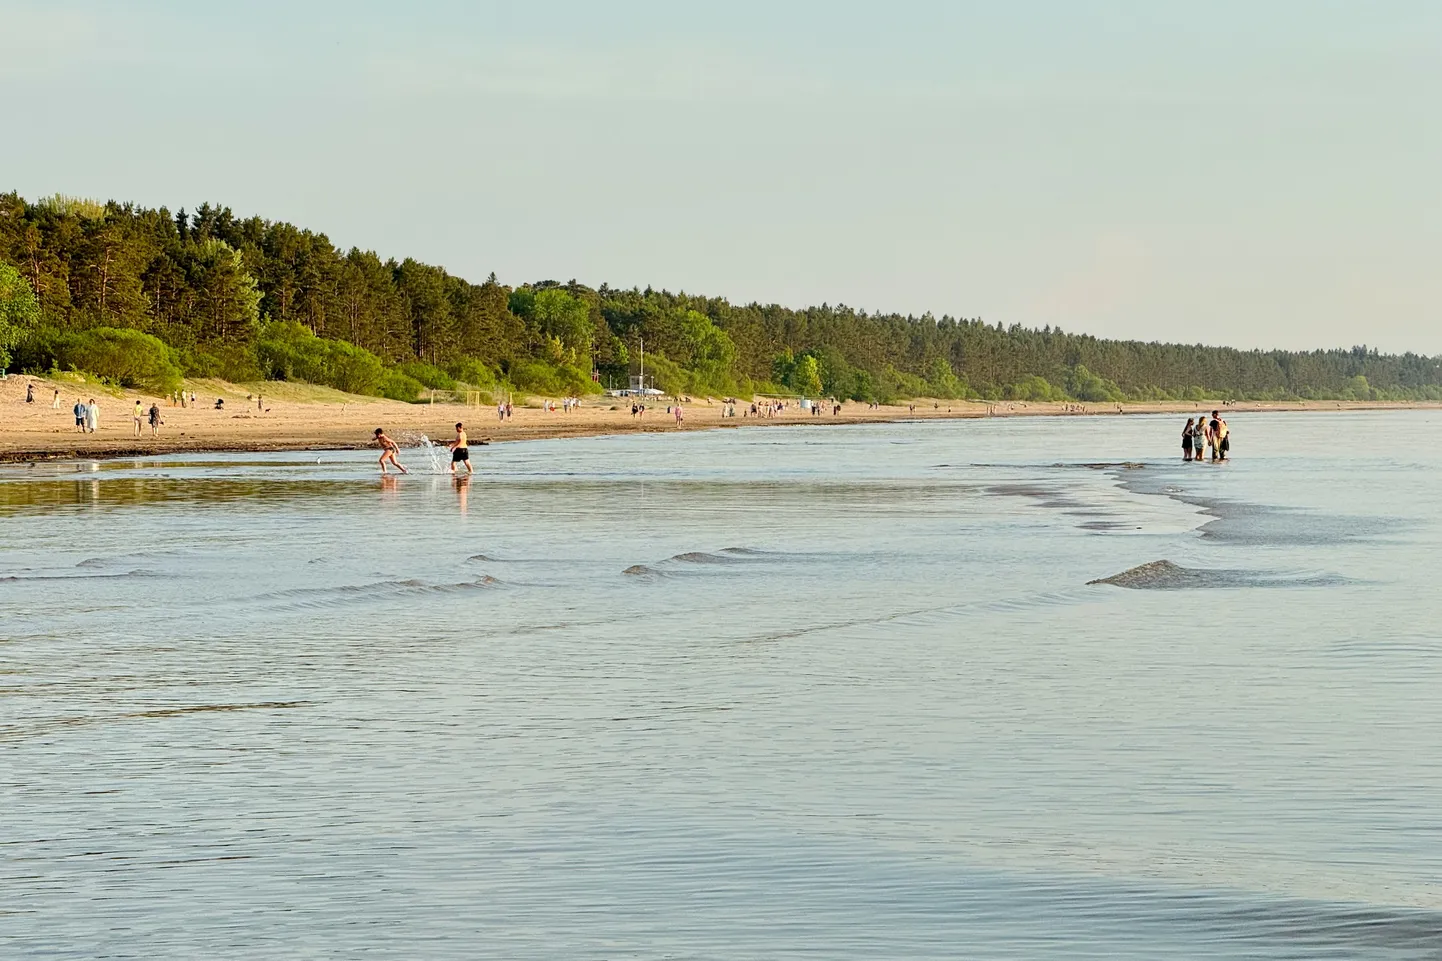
[0,263,42,370]
[179,343,263,382]
[508,358,602,397]
[1005,375,1065,402]
[20,326,184,391]
[396,361,455,391]
[446,358,499,389]
[376,370,426,401]
[256,321,385,395]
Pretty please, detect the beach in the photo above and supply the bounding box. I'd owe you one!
[1,373,1433,461]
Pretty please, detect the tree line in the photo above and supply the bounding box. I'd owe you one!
[3,191,1439,403]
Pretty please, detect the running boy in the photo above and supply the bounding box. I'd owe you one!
[447,422,473,474]
[373,428,409,474]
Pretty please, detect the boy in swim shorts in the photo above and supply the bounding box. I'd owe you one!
[373,428,409,474]
[447,422,473,475]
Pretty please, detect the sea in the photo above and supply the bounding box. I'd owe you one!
[3,410,1441,960]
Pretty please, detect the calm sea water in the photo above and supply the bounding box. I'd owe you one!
[3,410,1441,959]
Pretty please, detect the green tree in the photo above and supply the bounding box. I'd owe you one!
[0,262,41,369]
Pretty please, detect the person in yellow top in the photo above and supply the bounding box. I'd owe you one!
[132,400,145,437]
[447,422,473,475]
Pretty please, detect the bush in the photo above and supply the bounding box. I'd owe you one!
[179,343,263,382]
[447,358,499,389]
[0,263,42,370]
[376,370,426,401]
[1065,364,1124,403]
[396,361,455,391]
[18,326,183,391]
[256,321,386,395]
[1005,375,1065,402]
[507,358,601,397]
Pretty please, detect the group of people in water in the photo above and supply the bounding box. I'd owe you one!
[1183,410,1231,461]
[374,422,473,475]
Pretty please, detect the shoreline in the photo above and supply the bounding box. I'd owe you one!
[2,374,1436,464]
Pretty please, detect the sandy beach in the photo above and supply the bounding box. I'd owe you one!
[0,373,1433,462]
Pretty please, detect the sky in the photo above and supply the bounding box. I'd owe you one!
[4,0,1439,353]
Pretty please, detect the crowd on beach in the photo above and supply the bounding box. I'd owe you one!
[1183,410,1231,461]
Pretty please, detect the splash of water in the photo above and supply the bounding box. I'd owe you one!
[416,435,449,474]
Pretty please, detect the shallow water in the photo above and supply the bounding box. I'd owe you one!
[3,410,1442,959]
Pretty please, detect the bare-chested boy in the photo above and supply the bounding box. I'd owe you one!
[373,428,409,474]
[447,422,473,475]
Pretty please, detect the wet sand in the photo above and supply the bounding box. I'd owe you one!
[0,373,1433,462]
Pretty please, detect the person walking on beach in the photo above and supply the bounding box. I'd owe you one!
[447,422,473,475]
[148,403,162,436]
[52,387,61,409]
[133,399,145,437]
[373,428,409,474]
[674,404,683,425]
[72,398,86,432]
[84,398,99,433]
[1182,418,1196,461]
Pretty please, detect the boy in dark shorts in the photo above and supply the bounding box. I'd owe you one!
[373,428,409,474]
[447,422,473,475]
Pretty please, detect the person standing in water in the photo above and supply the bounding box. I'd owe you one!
[1182,418,1196,461]
[373,428,409,474]
[1215,415,1230,461]
[447,422,473,475]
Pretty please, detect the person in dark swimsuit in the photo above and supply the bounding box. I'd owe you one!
[1182,418,1196,460]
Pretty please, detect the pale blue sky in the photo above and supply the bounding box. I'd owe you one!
[5,1,1439,352]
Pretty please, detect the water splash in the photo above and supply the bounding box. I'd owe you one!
[417,435,449,474]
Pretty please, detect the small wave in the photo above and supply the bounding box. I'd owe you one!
[75,550,189,568]
[1,569,157,583]
[667,551,738,565]
[1089,559,1347,590]
[622,564,667,578]
[248,577,502,609]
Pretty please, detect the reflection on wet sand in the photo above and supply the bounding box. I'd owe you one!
[0,477,356,514]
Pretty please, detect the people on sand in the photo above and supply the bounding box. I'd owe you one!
[447,422,473,474]
[25,383,34,404]
[148,403,162,436]
[373,428,409,474]
[51,387,61,409]
[84,398,99,433]
[133,399,145,437]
